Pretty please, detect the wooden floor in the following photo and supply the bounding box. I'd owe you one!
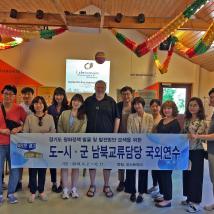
[0,160,213,214]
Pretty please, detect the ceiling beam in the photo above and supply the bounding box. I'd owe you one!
[0,12,65,26]
[0,12,211,31]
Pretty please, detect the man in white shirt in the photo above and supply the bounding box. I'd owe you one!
[20,87,34,115]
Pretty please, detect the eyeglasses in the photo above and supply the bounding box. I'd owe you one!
[122,92,132,96]
[3,92,15,96]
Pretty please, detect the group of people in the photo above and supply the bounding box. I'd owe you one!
[0,81,214,213]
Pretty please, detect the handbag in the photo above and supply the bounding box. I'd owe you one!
[1,104,20,131]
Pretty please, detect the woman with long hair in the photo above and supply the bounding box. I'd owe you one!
[48,87,69,193]
[58,94,87,199]
[182,97,207,213]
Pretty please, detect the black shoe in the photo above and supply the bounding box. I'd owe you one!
[56,185,63,193]
[52,184,58,192]
[116,181,125,192]
[130,193,136,202]
[15,182,22,192]
[136,195,143,203]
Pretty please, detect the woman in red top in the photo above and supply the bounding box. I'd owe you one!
[0,85,27,205]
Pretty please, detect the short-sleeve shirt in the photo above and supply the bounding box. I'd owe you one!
[183,119,207,150]
[84,94,119,133]
[0,104,27,145]
[156,119,181,134]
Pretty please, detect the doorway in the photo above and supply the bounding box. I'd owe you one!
[159,83,192,127]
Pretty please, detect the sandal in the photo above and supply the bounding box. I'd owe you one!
[86,185,96,197]
[154,197,164,203]
[28,194,35,203]
[103,186,114,198]
[39,193,48,201]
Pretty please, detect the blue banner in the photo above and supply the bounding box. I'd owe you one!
[11,133,189,170]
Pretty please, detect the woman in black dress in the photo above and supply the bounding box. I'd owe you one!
[155,100,181,208]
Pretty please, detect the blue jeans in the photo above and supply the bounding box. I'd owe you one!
[0,145,20,195]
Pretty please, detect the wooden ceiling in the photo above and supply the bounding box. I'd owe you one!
[0,0,214,71]
[0,0,195,16]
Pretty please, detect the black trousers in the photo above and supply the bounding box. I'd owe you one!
[125,169,148,194]
[50,168,56,183]
[29,168,47,194]
[157,170,172,200]
[151,170,159,187]
[183,149,204,204]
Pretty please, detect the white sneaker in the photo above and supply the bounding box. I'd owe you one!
[71,187,79,198]
[147,186,158,194]
[151,192,162,199]
[186,203,200,213]
[204,203,214,211]
[61,188,69,199]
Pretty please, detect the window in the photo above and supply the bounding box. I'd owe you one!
[160,83,192,115]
